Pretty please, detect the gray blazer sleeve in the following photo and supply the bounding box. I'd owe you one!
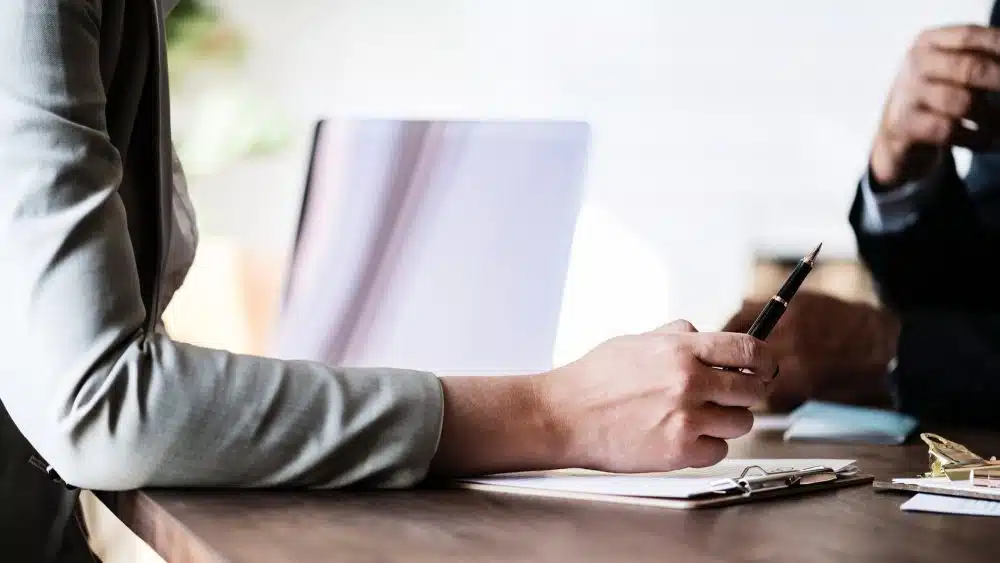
[0,0,443,491]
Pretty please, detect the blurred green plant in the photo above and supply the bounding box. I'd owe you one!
[166,0,244,84]
[166,0,213,42]
[166,0,290,177]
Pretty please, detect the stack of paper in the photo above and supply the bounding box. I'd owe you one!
[892,477,1000,516]
[456,459,860,509]
[892,477,1000,498]
[901,494,1000,516]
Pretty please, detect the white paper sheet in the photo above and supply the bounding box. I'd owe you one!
[751,414,793,432]
[459,459,856,499]
[892,477,1000,498]
[901,493,1000,516]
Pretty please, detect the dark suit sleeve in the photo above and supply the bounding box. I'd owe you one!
[849,152,1000,313]
[844,1,1000,428]
[890,310,1000,428]
[850,152,1000,427]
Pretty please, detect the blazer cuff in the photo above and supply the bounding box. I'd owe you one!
[858,153,952,234]
[374,368,446,487]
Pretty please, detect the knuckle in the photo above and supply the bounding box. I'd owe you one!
[909,28,938,58]
[913,29,934,49]
[959,56,989,85]
[955,25,979,49]
[673,409,698,436]
[904,48,931,83]
[658,319,698,335]
[657,332,682,350]
[673,362,700,395]
[927,116,954,143]
[673,319,697,333]
[738,336,761,366]
[890,91,922,127]
[655,334,686,363]
[661,334,690,359]
[952,89,974,116]
[905,42,924,65]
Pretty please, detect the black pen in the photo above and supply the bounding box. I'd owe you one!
[721,243,821,374]
[746,242,822,340]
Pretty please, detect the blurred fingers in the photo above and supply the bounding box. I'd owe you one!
[686,436,729,468]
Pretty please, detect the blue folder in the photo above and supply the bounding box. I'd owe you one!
[783,400,918,446]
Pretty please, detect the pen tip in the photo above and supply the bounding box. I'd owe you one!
[806,242,823,263]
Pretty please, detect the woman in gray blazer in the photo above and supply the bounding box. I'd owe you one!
[0,1,776,560]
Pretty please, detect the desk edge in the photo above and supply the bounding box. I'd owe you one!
[119,490,229,563]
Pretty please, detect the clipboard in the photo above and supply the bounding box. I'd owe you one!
[454,464,874,510]
[873,479,1000,502]
[873,433,1000,502]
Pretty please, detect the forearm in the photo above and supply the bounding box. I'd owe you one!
[0,323,445,490]
[429,375,567,476]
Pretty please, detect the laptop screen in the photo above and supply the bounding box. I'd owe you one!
[271,118,590,374]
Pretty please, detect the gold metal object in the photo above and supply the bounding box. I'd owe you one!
[921,433,1000,481]
[971,466,1000,488]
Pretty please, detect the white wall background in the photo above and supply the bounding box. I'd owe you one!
[183,0,990,364]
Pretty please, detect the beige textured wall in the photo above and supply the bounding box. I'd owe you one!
[749,259,879,306]
[162,236,284,355]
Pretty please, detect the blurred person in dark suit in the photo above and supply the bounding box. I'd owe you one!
[727,3,1000,428]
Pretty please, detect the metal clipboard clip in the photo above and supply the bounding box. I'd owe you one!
[970,466,1000,488]
[708,464,858,497]
[921,433,1000,484]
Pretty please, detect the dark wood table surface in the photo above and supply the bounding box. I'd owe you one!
[120,424,1000,562]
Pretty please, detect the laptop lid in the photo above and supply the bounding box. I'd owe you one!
[272,118,590,374]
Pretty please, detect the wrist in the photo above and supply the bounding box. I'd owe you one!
[869,137,906,191]
[528,369,577,469]
[870,135,944,192]
[429,373,571,476]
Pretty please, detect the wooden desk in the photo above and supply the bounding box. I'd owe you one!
[120,427,1000,562]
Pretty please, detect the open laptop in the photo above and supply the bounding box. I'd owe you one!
[271,118,590,375]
